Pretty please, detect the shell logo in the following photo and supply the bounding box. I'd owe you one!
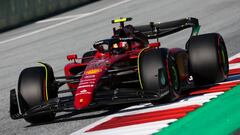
[85,69,102,75]
[79,98,84,103]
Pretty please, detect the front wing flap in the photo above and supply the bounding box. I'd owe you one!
[10,89,75,119]
[10,89,22,119]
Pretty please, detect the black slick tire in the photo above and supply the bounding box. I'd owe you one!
[187,33,229,84]
[138,48,180,103]
[18,63,57,124]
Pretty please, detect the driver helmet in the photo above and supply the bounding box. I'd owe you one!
[113,41,129,50]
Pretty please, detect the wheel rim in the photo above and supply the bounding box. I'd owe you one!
[219,40,229,75]
[221,47,228,75]
[170,64,179,93]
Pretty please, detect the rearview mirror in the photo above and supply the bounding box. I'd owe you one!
[67,54,77,61]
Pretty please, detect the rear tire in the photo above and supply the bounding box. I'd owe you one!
[18,63,58,124]
[187,33,229,84]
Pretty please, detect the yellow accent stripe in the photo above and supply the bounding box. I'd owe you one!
[38,62,49,101]
[113,18,127,23]
[137,48,148,89]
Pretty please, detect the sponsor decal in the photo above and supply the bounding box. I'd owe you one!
[80,78,96,83]
[75,89,92,96]
[84,75,96,79]
[79,98,84,103]
[79,82,95,85]
[77,84,94,89]
[94,40,104,45]
[188,76,193,81]
[85,68,102,75]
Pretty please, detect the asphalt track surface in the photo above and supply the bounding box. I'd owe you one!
[0,0,240,134]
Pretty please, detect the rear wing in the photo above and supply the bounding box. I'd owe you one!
[134,17,200,39]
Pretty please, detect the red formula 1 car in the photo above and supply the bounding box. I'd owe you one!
[10,17,229,123]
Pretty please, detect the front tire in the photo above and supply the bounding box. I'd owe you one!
[18,63,58,124]
[138,48,180,102]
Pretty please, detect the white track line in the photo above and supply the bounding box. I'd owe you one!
[121,103,152,111]
[230,63,240,70]
[229,54,240,69]
[0,0,132,45]
[36,14,90,23]
[229,53,240,61]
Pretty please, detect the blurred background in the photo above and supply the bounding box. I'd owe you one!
[0,0,97,32]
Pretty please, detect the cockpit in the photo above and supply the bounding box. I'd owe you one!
[93,37,145,56]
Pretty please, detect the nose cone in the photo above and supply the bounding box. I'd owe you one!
[74,88,93,109]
